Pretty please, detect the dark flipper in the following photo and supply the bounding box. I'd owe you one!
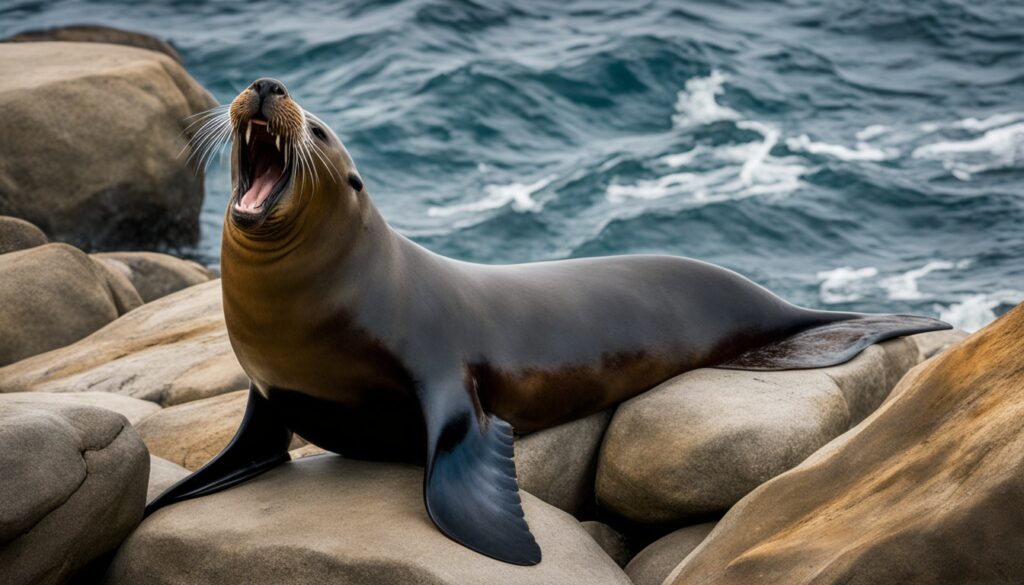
[144,384,293,516]
[720,313,951,371]
[418,371,541,566]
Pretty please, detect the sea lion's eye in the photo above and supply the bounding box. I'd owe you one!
[348,174,363,192]
[311,125,327,141]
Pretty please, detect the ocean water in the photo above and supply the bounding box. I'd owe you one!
[4,0,1023,331]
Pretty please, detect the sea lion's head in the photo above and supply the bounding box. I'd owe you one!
[221,78,364,235]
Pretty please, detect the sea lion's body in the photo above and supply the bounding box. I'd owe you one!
[149,78,951,566]
[224,210,822,449]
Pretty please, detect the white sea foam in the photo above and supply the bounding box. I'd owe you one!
[938,289,1024,332]
[427,175,554,217]
[659,146,707,167]
[671,70,740,128]
[855,124,891,141]
[817,266,879,304]
[912,120,1024,180]
[610,120,809,202]
[880,260,970,301]
[785,134,896,162]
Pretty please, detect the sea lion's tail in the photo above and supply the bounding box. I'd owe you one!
[719,310,952,371]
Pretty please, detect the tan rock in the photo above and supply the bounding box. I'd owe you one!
[0,391,160,425]
[0,280,247,406]
[516,409,613,514]
[136,389,247,470]
[580,520,631,567]
[0,393,149,585]
[625,522,716,585]
[0,42,215,250]
[0,243,142,366]
[105,456,632,585]
[666,305,1024,585]
[2,24,183,62]
[147,456,190,504]
[137,389,306,470]
[0,215,47,254]
[596,336,926,524]
[94,251,215,303]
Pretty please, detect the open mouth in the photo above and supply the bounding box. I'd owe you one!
[233,117,292,221]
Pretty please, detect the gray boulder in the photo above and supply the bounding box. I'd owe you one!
[596,336,929,524]
[0,394,149,585]
[93,251,215,303]
[0,243,142,367]
[516,409,613,514]
[0,215,47,254]
[0,42,216,250]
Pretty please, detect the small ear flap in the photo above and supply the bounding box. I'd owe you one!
[348,174,363,192]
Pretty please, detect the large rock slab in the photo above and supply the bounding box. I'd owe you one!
[0,280,247,406]
[0,243,142,366]
[136,389,248,470]
[0,393,149,585]
[0,42,215,250]
[666,305,1024,585]
[596,336,928,524]
[94,251,215,303]
[106,456,632,585]
[0,215,47,254]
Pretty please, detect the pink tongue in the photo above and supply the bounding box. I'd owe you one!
[238,167,279,210]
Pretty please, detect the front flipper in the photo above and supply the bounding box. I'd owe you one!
[418,372,541,566]
[720,313,951,371]
[145,384,293,516]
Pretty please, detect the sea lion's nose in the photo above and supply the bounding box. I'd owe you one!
[251,78,288,107]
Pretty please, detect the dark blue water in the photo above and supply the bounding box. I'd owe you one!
[4,0,1023,331]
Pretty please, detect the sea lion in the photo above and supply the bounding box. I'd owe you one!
[147,78,950,565]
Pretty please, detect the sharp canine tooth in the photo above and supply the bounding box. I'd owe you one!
[245,121,252,144]
[276,136,281,151]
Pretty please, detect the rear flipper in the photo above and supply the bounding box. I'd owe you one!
[145,384,293,516]
[418,369,541,566]
[719,313,951,371]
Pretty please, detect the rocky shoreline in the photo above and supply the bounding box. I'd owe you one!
[1,28,1021,585]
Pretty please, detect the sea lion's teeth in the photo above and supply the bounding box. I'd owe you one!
[245,121,252,144]
[284,146,289,167]
[276,136,281,151]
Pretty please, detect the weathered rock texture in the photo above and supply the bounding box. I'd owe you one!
[0,42,216,250]
[596,336,931,524]
[0,394,149,585]
[0,243,142,367]
[666,305,1023,585]
[94,251,215,303]
[106,456,632,585]
[0,280,247,405]
[0,215,47,254]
